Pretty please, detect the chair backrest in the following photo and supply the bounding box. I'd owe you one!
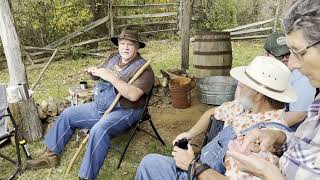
[139,87,153,120]
[145,87,153,107]
[202,115,224,147]
[0,84,8,137]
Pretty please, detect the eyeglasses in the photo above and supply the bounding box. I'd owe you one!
[289,40,320,62]
[274,53,290,61]
[266,50,290,61]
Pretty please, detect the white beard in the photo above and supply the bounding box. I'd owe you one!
[235,92,254,111]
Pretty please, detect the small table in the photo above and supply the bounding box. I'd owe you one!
[68,84,94,146]
[68,85,94,105]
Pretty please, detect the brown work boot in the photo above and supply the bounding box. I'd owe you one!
[26,150,60,169]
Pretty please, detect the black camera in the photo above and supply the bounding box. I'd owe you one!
[174,138,189,150]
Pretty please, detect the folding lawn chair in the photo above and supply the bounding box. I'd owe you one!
[116,87,166,168]
[0,84,30,180]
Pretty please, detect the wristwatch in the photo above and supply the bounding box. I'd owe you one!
[194,163,211,177]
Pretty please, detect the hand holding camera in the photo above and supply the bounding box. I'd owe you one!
[174,138,189,150]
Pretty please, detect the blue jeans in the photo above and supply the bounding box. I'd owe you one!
[135,122,291,180]
[136,154,189,180]
[135,126,235,180]
[45,80,144,179]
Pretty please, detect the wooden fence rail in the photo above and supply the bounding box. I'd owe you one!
[224,18,274,32]
[230,27,273,36]
[224,18,276,41]
[71,36,109,47]
[46,16,110,48]
[30,16,110,56]
[112,3,179,8]
[231,35,270,40]
[115,20,177,29]
[25,46,107,57]
[140,28,178,34]
[114,12,177,19]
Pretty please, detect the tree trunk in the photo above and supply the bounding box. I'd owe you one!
[0,0,43,141]
[88,0,108,48]
[9,99,43,141]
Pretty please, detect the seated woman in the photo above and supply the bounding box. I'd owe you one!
[135,56,297,180]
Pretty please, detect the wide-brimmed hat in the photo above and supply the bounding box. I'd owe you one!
[264,32,290,57]
[111,29,146,49]
[230,56,297,103]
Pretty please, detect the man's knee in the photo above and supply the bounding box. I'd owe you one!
[141,154,157,164]
[90,122,105,135]
[90,121,114,140]
[139,154,166,168]
[59,106,75,119]
[136,154,176,180]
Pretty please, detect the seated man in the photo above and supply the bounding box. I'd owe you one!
[135,56,297,180]
[27,29,154,180]
[264,32,315,129]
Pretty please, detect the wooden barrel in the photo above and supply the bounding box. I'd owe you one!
[192,31,232,78]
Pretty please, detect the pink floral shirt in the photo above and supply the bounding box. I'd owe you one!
[214,100,286,180]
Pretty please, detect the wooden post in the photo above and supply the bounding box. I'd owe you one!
[273,0,280,32]
[31,49,58,91]
[109,0,114,37]
[178,0,183,36]
[0,0,42,141]
[180,0,192,70]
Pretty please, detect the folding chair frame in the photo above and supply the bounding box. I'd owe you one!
[116,89,166,169]
[0,108,22,180]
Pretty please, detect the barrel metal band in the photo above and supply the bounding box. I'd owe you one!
[244,71,284,93]
[193,51,232,55]
[193,38,231,42]
[193,65,232,69]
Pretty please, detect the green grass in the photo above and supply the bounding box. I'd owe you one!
[0,40,263,180]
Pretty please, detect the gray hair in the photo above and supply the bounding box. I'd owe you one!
[283,0,320,45]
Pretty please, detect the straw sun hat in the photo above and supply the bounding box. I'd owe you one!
[230,56,297,103]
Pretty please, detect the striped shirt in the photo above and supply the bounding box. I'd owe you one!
[279,99,320,180]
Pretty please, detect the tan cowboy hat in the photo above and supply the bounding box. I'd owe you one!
[111,29,146,49]
[230,56,297,103]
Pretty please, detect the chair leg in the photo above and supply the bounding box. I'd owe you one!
[0,152,17,164]
[11,114,22,179]
[117,123,140,169]
[12,115,22,163]
[13,126,22,176]
[148,119,166,145]
[8,166,21,180]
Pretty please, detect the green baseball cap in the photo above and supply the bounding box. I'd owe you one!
[264,32,290,57]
